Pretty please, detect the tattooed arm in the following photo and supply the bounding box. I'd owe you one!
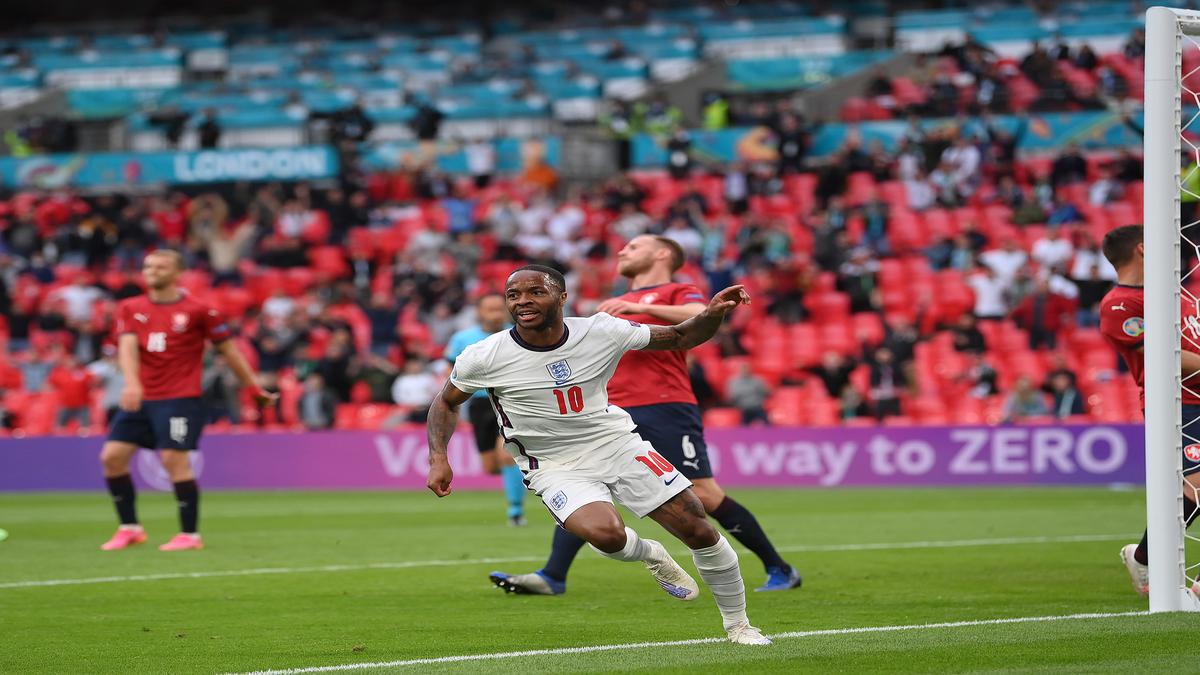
[643,285,752,351]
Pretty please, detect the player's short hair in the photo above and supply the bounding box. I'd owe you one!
[652,236,686,272]
[1102,224,1143,268]
[146,248,186,271]
[510,264,566,293]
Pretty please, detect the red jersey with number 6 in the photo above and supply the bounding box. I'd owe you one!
[1099,283,1200,406]
[114,293,232,400]
[606,282,708,408]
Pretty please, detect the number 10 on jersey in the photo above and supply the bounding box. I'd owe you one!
[552,386,584,414]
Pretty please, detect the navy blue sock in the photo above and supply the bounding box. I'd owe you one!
[710,496,788,573]
[541,526,586,582]
[173,479,200,534]
[1134,495,1198,565]
[105,474,138,525]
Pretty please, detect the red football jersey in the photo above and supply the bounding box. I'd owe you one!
[114,293,232,400]
[1099,284,1200,406]
[607,282,708,408]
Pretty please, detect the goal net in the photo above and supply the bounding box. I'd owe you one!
[1144,5,1200,613]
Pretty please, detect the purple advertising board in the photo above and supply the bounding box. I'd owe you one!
[0,424,1145,492]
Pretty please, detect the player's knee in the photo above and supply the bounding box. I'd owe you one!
[586,522,628,554]
[99,444,131,474]
[692,483,726,514]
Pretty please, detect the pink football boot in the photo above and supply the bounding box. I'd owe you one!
[100,526,147,551]
[158,533,204,551]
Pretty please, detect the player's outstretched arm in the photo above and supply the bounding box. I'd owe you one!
[215,340,279,405]
[426,380,472,497]
[644,285,751,352]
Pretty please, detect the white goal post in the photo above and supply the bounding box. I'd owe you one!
[1144,5,1200,613]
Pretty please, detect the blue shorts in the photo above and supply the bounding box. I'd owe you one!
[1184,404,1200,473]
[626,402,713,480]
[108,397,206,451]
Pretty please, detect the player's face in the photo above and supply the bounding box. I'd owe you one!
[505,272,565,331]
[616,236,661,277]
[477,295,507,331]
[142,254,181,290]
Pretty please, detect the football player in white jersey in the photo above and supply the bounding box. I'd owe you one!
[426,265,770,646]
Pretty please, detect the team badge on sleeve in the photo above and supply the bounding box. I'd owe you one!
[546,360,572,384]
[1122,317,1145,338]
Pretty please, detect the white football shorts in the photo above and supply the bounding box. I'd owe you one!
[527,436,693,522]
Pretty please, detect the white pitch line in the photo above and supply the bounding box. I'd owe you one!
[0,533,1134,590]
[229,610,1151,675]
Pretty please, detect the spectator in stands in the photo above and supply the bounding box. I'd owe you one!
[1021,42,1055,87]
[665,126,693,180]
[1124,28,1146,60]
[315,332,355,402]
[1031,227,1075,271]
[332,100,375,145]
[838,384,870,421]
[197,108,222,149]
[837,247,880,313]
[859,194,891,257]
[775,113,812,175]
[1070,233,1118,326]
[992,174,1026,209]
[982,112,1026,176]
[882,316,920,367]
[147,105,189,148]
[48,354,93,430]
[941,135,982,199]
[810,351,856,398]
[410,98,443,145]
[1004,376,1050,422]
[18,344,57,393]
[1010,278,1075,350]
[50,276,105,325]
[952,313,987,354]
[1050,143,1088,188]
[464,137,496,189]
[967,264,1009,321]
[1088,164,1124,205]
[202,355,241,424]
[865,140,895,182]
[895,137,924,182]
[867,346,906,420]
[86,344,123,424]
[444,184,477,236]
[723,162,751,215]
[981,237,1028,285]
[726,362,769,426]
[390,358,440,424]
[521,156,559,192]
[1044,370,1086,419]
[962,352,999,398]
[299,372,337,430]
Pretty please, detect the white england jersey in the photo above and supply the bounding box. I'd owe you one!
[449,313,652,471]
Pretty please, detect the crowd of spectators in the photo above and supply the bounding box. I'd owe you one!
[0,91,1148,434]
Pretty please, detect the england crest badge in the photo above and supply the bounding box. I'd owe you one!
[546,359,572,384]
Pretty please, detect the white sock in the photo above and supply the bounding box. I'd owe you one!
[590,526,653,562]
[691,535,749,630]
[118,524,143,532]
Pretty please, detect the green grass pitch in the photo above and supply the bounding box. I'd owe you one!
[0,487,1196,673]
